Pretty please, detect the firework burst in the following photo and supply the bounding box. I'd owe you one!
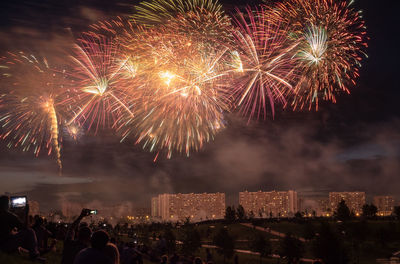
[161,8,233,49]
[267,0,368,110]
[0,52,71,173]
[68,36,138,133]
[64,124,82,141]
[230,7,299,120]
[118,28,232,159]
[132,0,225,27]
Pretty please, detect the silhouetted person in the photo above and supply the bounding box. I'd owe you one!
[170,253,179,264]
[0,195,43,261]
[62,209,92,264]
[33,215,54,255]
[193,257,203,264]
[160,255,168,264]
[135,246,144,264]
[104,242,120,264]
[74,230,113,264]
[206,248,213,263]
[121,242,138,264]
[234,254,239,264]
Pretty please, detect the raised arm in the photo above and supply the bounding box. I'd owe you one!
[65,209,90,241]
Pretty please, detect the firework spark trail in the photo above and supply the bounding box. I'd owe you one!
[0,52,70,171]
[85,16,138,39]
[46,100,62,173]
[131,0,233,58]
[299,25,328,66]
[69,36,137,133]
[118,26,233,159]
[230,7,298,121]
[65,124,81,141]
[132,0,225,26]
[265,0,368,110]
[0,0,369,164]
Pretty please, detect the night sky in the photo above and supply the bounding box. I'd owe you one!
[0,0,399,211]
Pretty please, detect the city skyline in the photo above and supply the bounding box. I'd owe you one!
[0,0,398,213]
[0,0,398,263]
[11,189,399,217]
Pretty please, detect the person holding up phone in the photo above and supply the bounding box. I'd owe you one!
[61,208,94,264]
[0,195,44,261]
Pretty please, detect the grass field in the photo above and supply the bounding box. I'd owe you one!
[0,237,278,264]
[0,248,278,264]
[1,220,399,264]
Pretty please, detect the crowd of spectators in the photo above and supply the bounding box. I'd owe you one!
[0,195,213,264]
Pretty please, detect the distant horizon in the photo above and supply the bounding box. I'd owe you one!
[4,189,398,214]
[0,0,399,214]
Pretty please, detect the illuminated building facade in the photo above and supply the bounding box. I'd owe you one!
[299,197,331,217]
[151,197,159,218]
[316,197,331,216]
[239,190,298,218]
[151,193,225,222]
[374,196,395,216]
[329,192,366,215]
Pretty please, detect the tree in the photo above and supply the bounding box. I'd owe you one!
[336,200,351,221]
[225,206,236,223]
[213,227,235,263]
[279,233,304,264]
[250,233,271,264]
[294,211,303,219]
[313,222,349,264]
[236,205,245,221]
[362,204,377,218]
[303,222,316,240]
[140,227,151,247]
[347,221,367,264]
[164,227,176,254]
[393,206,400,219]
[248,210,255,220]
[181,225,201,256]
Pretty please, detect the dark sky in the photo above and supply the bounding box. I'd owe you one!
[0,0,399,212]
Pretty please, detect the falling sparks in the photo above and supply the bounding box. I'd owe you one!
[0,0,368,167]
[267,0,368,110]
[0,52,71,172]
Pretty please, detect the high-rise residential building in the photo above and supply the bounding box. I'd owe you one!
[374,196,395,216]
[151,193,225,222]
[298,197,331,217]
[151,197,159,218]
[239,190,298,218]
[316,197,331,216]
[329,192,366,215]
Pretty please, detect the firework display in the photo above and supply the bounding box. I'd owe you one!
[118,26,232,159]
[68,36,137,133]
[132,0,225,27]
[161,7,233,48]
[0,0,368,167]
[0,52,71,173]
[230,7,299,120]
[267,0,368,110]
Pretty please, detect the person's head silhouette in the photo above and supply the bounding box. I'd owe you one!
[78,226,92,243]
[91,230,109,250]
[0,195,9,211]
